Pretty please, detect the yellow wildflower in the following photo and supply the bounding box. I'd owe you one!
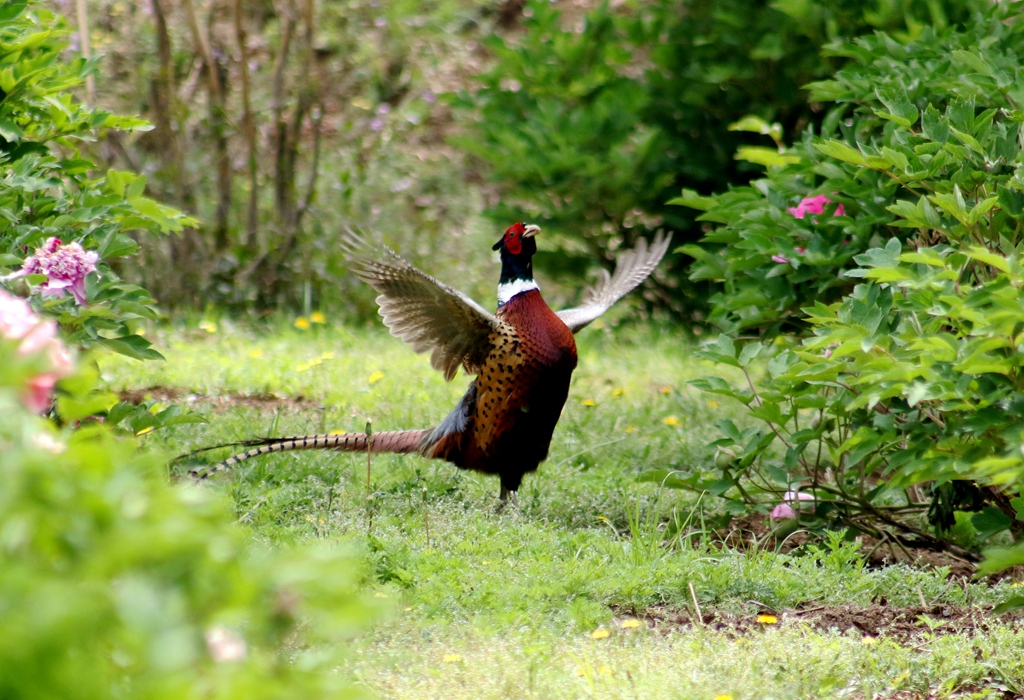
[625,426,636,433]
[661,387,671,395]
[619,619,641,629]
[756,614,778,625]
[294,317,310,330]
[310,311,327,324]
[707,400,720,409]
[663,416,681,427]
[590,628,610,639]
[442,654,462,663]
[198,320,217,333]
[574,667,586,677]
[581,399,596,406]
[714,695,734,700]
[597,666,612,676]
[368,370,385,385]
[861,636,877,645]
[612,388,625,397]
[248,349,263,358]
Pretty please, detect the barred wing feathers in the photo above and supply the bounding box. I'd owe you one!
[556,231,671,333]
[345,231,504,381]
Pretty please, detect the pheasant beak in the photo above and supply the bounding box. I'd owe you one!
[522,224,541,238]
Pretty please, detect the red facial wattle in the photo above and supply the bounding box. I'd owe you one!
[505,223,524,255]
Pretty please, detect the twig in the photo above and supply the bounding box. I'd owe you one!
[365,420,373,533]
[688,582,703,628]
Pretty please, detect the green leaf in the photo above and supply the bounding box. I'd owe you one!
[921,104,949,143]
[1011,497,1024,521]
[963,246,1010,273]
[0,1,27,22]
[734,146,801,167]
[948,125,983,153]
[971,507,1012,539]
[852,238,901,269]
[636,469,695,490]
[738,343,762,367]
[874,84,919,127]
[992,596,1024,615]
[814,140,865,166]
[0,118,24,142]
[97,334,165,361]
[728,116,782,141]
[978,544,1024,576]
[951,49,992,77]
[667,188,716,211]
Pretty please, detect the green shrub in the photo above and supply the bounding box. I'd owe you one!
[457,0,988,313]
[662,3,1024,568]
[0,1,193,360]
[0,296,378,698]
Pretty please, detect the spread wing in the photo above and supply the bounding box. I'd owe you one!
[344,230,504,381]
[556,231,671,333]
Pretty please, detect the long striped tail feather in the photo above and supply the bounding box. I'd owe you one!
[191,428,432,480]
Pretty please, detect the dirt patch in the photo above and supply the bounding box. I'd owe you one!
[119,386,322,412]
[617,602,1024,642]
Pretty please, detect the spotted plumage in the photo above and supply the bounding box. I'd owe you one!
[196,223,670,502]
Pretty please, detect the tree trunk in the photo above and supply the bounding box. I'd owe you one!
[271,0,297,236]
[234,0,259,247]
[183,0,232,251]
[148,0,204,307]
[149,0,194,211]
[74,0,95,104]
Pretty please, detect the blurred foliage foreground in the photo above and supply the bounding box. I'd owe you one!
[0,4,378,697]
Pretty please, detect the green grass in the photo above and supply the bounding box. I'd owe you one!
[100,321,1024,699]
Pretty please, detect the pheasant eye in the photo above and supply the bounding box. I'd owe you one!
[506,232,522,255]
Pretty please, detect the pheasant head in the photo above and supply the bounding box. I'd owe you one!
[493,222,540,306]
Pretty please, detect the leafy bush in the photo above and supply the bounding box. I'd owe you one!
[458,0,989,314]
[662,3,1024,565]
[0,1,193,360]
[0,294,378,698]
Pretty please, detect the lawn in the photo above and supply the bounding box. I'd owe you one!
[101,320,1024,699]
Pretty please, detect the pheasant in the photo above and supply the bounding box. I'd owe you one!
[197,224,670,503]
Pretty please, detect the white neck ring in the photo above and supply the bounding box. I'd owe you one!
[497,279,539,305]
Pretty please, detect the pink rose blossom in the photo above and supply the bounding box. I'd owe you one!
[9,237,99,305]
[0,289,73,413]
[771,254,790,264]
[770,503,797,520]
[770,490,815,521]
[788,195,845,220]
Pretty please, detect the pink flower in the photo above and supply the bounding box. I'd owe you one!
[794,247,806,254]
[771,255,790,264]
[788,195,845,220]
[770,503,797,520]
[770,490,815,521]
[23,373,59,413]
[9,237,99,305]
[784,490,815,504]
[0,290,73,413]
